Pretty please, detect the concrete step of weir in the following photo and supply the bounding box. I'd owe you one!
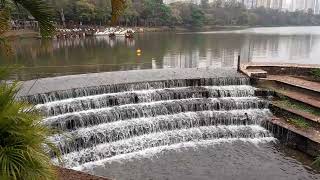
[241,62,320,76]
[240,68,267,78]
[274,89,320,110]
[266,75,320,94]
[270,117,320,144]
[267,117,320,157]
[271,102,320,125]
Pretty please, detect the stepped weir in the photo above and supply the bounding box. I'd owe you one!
[18,68,276,172]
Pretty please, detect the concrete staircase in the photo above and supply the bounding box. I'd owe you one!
[241,63,320,157]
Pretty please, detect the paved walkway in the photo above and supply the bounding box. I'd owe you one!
[267,75,320,93]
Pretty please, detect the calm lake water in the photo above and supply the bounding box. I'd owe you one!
[1,26,320,80]
[83,141,320,180]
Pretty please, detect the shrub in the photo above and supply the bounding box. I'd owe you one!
[311,69,320,79]
[313,156,320,168]
[0,68,57,180]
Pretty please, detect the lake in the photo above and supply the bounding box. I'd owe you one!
[1,26,320,80]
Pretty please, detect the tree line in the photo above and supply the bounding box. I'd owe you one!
[10,0,320,28]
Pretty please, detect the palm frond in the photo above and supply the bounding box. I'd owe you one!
[111,0,127,25]
[13,0,55,37]
[0,68,57,179]
[0,9,10,36]
[0,9,13,56]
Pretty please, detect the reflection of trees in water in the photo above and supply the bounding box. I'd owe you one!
[1,32,320,78]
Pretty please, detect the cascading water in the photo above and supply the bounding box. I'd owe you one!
[22,77,276,171]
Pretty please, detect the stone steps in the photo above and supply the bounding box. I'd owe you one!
[241,68,267,78]
[275,89,320,110]
[241,63,320,157]
[271,102,320,125]
[266,75,320,95]
[265,117,320,157]
[270,117,320,144]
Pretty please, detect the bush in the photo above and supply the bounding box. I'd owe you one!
[313,156,320,168]
[0,68,57,180]
[311,69,320,79]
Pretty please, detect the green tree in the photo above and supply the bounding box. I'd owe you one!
[140,0,172,27]
[190,5,205,27]
[75,0,96,23]
[1,0,55,37]
[122,0,139,26]
[0,0,55,56]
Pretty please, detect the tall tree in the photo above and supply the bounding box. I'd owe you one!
[111,0,126,25]
[1,0,55,36]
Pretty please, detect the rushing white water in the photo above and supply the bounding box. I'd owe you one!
[19,76,276,172]
[37,85,257,116]
[43,97,268,131]
[53,125,273,168]
[49,109,272,154]
[21,77,250,104]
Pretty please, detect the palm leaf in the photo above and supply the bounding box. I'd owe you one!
[0,9,12,56]
[111,0,127,25]
[0,70,58,179]
[13,0,55,37]
[0,9,10,36]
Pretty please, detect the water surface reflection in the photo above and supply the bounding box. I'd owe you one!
[1,27,320,80]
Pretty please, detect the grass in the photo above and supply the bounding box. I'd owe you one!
[313,156,320,168]
[276,98,320,116]
[287,117,311,128]
[311,69,320,79]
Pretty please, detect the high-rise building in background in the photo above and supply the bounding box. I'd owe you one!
[163,0,320,14]
[314,0,320,14]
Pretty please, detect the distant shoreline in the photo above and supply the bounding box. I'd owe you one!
[2,26,248,39]
[3,30,40,39]
[4,25,320,39]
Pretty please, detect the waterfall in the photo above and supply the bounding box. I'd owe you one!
[20,77,250,104]
[20,76,274,170]
[53,125,272,168]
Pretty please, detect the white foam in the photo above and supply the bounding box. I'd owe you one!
[43,96,263,124]
[72,137,277,171]
[37,85,256,116]
[53,125,272,168]
[48,109,272,149]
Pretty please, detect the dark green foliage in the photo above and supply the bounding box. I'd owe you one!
[0,0,55,37]
[33,0,320,28]
[4,0,320,28]
[313,156,320,168]
[288,117,310,128]
[276,98,320,116]
[191,6,205,27]
[0,68,58,179]
[311,69,320,79]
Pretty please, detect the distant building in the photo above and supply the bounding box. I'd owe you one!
[162,0,320,14]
